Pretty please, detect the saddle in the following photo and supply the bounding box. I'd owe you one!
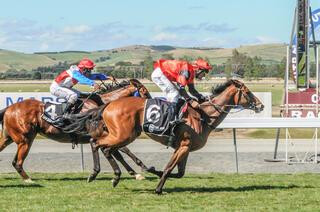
[42,101,68,124]
[41,100,84,149]
[42,100,83,126]
[42,92,102,126]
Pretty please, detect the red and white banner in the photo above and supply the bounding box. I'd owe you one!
[285,88,320,118]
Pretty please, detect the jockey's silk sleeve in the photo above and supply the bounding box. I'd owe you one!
[72,70,95,86]
[89,73,108,80]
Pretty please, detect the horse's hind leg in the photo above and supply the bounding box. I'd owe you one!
[118,147,148,180]
[12,135,35,183]
[111,150,135,175]
[101,147,121,188]
[119,147,148,171]
[0,128,13,152]
[87,138,101,183]
[112,149,145,180]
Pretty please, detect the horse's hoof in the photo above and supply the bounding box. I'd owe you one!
[111,179,119,188]
[87,175,96,183]
[146,166,155,172]
[155,188,162,195]
[135,174,145,180]
[92,143,98,151]
[24,178,35,184]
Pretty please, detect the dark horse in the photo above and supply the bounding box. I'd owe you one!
[0,79,151,183]
[83,80,264,193]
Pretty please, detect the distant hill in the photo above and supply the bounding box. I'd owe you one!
[0,49,57,72]
[0,43,287,72]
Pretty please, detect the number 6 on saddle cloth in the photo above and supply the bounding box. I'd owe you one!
[142,98,188,137]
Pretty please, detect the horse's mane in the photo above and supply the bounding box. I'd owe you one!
[211,80,234,95]
[100,80,130,93]
[61,104,107,134]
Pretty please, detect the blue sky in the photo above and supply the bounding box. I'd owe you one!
[0,0,320,53]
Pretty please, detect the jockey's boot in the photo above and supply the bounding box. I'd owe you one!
[62,102,74,119]
[169,99,185,126]
[167,99,186,147]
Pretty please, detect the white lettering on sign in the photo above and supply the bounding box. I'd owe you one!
[312,11,320,22]
[306,111,316,118]
[290,110,320,118]
[0,93,66,109]
[311,94,318,103]
[291,111,302,118]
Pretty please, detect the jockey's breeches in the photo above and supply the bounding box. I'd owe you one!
[50,82,80,104]
[151,67,180,102]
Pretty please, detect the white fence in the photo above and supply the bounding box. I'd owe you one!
[216,117,320,172]
[0,92,272,118]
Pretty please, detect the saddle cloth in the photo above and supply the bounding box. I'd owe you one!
[42,102,67,124]
[142,98,188,137]
[142,98,173,136]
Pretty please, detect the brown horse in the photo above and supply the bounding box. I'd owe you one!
[0,79,151,183]
[85,79,264,193]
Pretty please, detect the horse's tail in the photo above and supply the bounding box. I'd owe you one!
[61,104,108,134]
[0,108,6,125]
[0,108,7,136]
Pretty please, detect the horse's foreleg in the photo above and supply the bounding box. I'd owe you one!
[168,153,189,178]
[101,148,122,187]
[87,138,101,183]
[149,154,189,179]
[155,141,190,194]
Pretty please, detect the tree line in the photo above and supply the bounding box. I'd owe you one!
[0,49,287,80]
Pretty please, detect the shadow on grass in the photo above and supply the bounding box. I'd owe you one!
[3,176,158,182]
[0,184,43,188]
[133,184,311,193]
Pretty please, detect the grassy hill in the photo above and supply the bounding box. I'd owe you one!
[0,43,288,72]
[0,49,57,72]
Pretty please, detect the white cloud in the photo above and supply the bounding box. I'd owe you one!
[151,32,178,41]
[111,33,129,40]
[163,22,237,34]
[63,25,91,34]
[39,43,49,51]
[254,36,280,44]
[0,18,284,53]
[202,37,229,47]
[152,25,163,33]
[0,35,7,45]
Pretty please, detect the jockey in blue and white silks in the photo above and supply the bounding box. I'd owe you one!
[50,58,110,113]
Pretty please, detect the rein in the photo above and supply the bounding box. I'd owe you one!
[202,89,244,114]
[205,96,245,114]
[203,83,257,115]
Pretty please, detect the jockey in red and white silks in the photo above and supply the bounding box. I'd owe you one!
[151,59,212,103]
[50,58,109,108]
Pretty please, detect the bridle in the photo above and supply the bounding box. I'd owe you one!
[202,82,258,114]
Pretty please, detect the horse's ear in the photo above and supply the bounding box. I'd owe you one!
[129,79,136,86]
[228,79,234,84]
[129,79,141,87]
[230,79,242,87]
